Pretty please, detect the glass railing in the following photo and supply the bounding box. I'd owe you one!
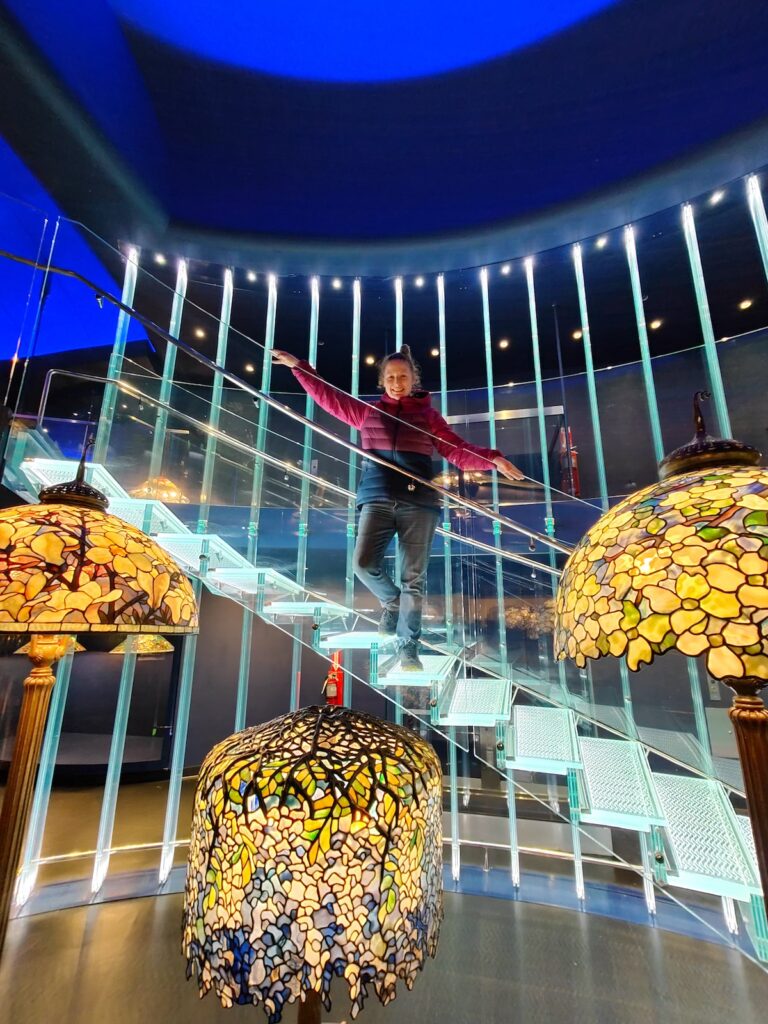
[1,196,766,969]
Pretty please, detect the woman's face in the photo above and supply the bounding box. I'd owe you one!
[382,359,415,400]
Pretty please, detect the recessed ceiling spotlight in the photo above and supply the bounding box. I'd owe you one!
[430,347,440,357]
[709,189,725,205]
[332,278,343,290]
[649,318,663,330]
[415,276,425,287]
[572,329,583,340]
[194,327,206,339]
[364,354,375,365]
[500,264,511,275]
[246,270,257,282]
[244,363,255,373]
[498,338,510,350]
[595,236,608,249]
[739,298,753,310]
[154,253,167,265]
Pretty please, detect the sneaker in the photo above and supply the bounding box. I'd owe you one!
[379,607,399,636]
[398,641,423,672]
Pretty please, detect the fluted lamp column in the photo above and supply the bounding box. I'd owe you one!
[553,393,768,901]
[0,444,198,955]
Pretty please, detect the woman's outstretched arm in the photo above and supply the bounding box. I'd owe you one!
[428,409,525,481]
[272,350,371,430]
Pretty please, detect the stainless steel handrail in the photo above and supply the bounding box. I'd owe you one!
[35,368,561,578]
[2,247,574,555]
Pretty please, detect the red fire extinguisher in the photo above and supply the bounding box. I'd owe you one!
[322,650,344,706]
[559,426,581,497]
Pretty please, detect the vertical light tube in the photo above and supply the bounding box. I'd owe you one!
[572,244,608,511]
[159,573,205,883]
[449,727,460,880]
[747,175,768,283]
[92,636,138,892]
[524,258,554,533]
[344,280,362,707]
[148,260,188,481]
[567,767,586,900]
[94,246,140,464]
[14,644,75,906]
[687,659,714,776]
[395,276,403,348]
[505,770,520,886]
[235,275,278,730]
[624,226,665,463]
[479,268,507,671]
[437,274,454,647]
[197,268,234,533]
[681,203,731,438]
[289,277,320,711]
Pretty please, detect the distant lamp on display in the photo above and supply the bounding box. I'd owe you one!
[129,475,190,503]
[183,705,443,1023]
[109,634,174,655]
[0,445,198,954]
[554,392,768,899]
[14,638,85,654]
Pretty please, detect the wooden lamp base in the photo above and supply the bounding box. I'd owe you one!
[726,677,768,902]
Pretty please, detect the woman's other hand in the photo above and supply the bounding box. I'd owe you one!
[494,456,525,481]
[272,349,300,368]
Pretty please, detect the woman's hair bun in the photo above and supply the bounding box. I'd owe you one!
[399,344,412,357]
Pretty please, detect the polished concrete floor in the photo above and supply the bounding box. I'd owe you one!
[2,891,767,1024]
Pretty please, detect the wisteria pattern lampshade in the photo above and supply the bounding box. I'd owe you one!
[554,466,768,680]
[0,503,198,633]
[183,705,443,1021]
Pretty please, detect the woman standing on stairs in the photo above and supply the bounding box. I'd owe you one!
[272,345,523,671]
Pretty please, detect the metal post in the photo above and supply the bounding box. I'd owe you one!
[572,244,608,511]
[479,268,507,671]
[235,275,278,730]
[92,636,138,892]
[681,203,731,438]
[148,260,188,482]
[289,277,320,711]
[747,174,768,284]
[624,226,665,463]
[197,268,234,533]
[14,643,75,907]
[94,246,140,464]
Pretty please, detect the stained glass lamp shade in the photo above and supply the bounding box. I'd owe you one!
[110,634,175,654]
[130,475,190,503]
[183,705,443,1023]
[0,449,198,955]
[554,393,768,900]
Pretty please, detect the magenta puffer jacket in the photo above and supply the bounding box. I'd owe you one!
[292,360,501,507]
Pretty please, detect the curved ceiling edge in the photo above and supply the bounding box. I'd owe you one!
[144,119,768,276]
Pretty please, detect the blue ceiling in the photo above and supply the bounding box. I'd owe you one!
[108,0,617,82]
[2,0,768,266]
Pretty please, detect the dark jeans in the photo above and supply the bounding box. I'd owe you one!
[353,500,439,644]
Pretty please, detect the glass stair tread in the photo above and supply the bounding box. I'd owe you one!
[504,706,580,774]
[208,567,303,598]
[433,677,511,726]
[317,631,396,651]
[652,773,760,899]
[106,498,188,535]
[578,738,664,830]
[155,533,252,572]
[379,653,458,688]
[21,458,129,499]
[262,600,353,617]
[734,815,762,886]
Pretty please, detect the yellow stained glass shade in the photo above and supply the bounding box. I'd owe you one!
[110,634,174,654]
[554,466,768,680]
[0,503,198,633]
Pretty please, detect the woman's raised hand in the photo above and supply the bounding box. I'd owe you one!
[493,456,525,481]
[271,349,300,368]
